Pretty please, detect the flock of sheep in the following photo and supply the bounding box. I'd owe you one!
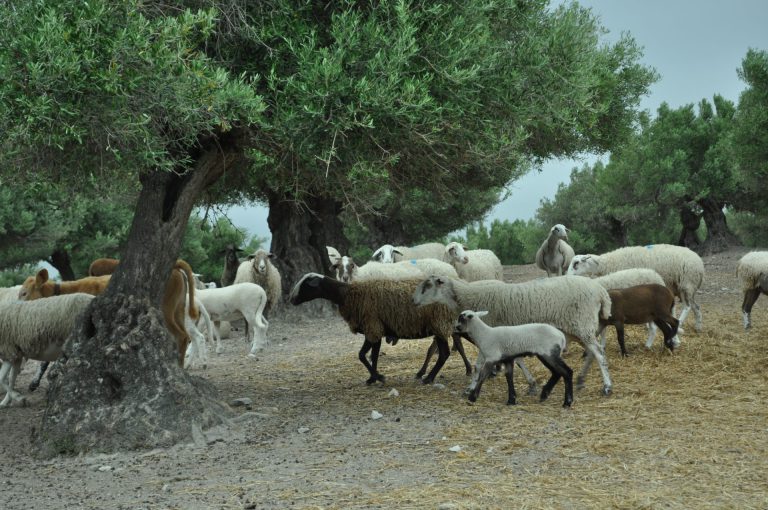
[2,226,768,410]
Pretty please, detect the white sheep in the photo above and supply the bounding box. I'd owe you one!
[413,274,615,395]
[443,242,503,282]
[234,249,282,316]
[371,242,446,263]
[195,283,269,358]
[455,310,573,407]
[736,251,768,330]
[535,224,575,277]
[0,293,94,407]
[567,244,704,332]
[0,285,21,303]
[592,268,667,349]
[342,258,460,282]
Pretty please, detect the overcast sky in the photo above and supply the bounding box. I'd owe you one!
[226,0,768,245]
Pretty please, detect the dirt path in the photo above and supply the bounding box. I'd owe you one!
[1,248,767,509]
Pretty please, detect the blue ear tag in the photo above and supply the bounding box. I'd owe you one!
[409,259,417,265]
[645,245,654,250]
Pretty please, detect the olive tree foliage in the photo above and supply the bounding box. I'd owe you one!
[732,49,768,208]
[181,0,657,290]
[0,0,266,455]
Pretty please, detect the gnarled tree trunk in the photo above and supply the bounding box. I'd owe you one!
[697,197,739,255]
[267,194,347,315]
[35,129,247,457]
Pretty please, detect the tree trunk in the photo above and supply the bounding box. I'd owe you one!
[607,217,628,247]
[367,215,408,247]
[267,194,347,316]
[678,206,702,249]
[697,197,740,254]
[35,129,247,457]
[48,248,76,281]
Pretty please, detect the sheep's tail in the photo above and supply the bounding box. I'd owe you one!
[176,259,199,321]
[599,288,612,321]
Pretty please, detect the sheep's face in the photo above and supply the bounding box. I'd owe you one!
[413,276,456,308]
[445,242,469,265]
[289,273,325,305]
[222,245,243,266]
[552,224,569,240]
[372,244,400,264]
[454,310,489,333]
[333,256,356,283]
[567,255,597,276]
[249,250,273,275]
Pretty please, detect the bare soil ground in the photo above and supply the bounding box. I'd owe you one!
[1,248,767,509]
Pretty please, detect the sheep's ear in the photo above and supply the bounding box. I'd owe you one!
[393,249,404,256]
[268,252,275,259]
[476,311,489,318]
[247,254,256,260]
[462,245,468,250]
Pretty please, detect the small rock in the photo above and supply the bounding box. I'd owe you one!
[388,388,400,397]
[162,483,171,493]
[371,410,383,420]
[191,422,206,447]
[439,504,459,510]
[448,445,462,453]
[230,398,253,407]
[97,465,113,472]
[433,383,446,390]
[298,427,310,434]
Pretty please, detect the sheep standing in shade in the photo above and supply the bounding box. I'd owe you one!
[567,244,704,333]
[535,224,575,277]
[413,275,614,395]
[234,249,282,316]
[371,242,446,263]
[599,284,680,357]
[455,310,572,407]
[0,293,94,407]
[736,251,768,330]
[443,242,503,282]
[220,244,244,288]
[289,273,456,385]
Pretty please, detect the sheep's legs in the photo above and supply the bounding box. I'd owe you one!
[358,339,385,385]
[576,340,612,396]
[538,354,573,407]
[503,362,517,405]
[654,318,680,352]
[615,324,628,357]
[468,361,495,403]
[416,335,471,379]
[644,322,658,349]
[742,288,761,330]
[422,337,450,384]
[0,360,24,407]
[29,361,50,392]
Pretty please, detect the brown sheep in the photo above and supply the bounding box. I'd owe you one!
[599,284,680,357]
[88,257,120,277]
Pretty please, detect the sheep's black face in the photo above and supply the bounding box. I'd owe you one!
[454,312,470,333]
[289,273,324,305]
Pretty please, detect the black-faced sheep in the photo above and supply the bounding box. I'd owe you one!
[455,310,573,407]
[220,244,244,288]
[289,273,457,385]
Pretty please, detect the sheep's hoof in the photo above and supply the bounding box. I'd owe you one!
[506,399,517,406]
[602,386,612,396]
[468,393,477,403]
[414,370,426,379]
[563,399,573,408]
[527,384,539,396]
[420,376,434,385]
[366,374,385,385]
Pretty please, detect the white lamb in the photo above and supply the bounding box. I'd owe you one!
[567,244,704,332]
[535,224,575,277]
[455,310,573,407]
[443,242,503,282]
[592,268,668,349]
[195,283,269,358]
[413,275,614,395]
[0,293,94,407]
[234,249,282,316]
[736,251,768,330]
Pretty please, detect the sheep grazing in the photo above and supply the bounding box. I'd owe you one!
[234,249,282,316]
[592,268,667,349]
[195,283,270,357]
[736,251,768,330]
[455,310,573,407]
[88,257,119,277]
[371,242,446,264]
[289,273,457,385]
[535,224,575,277]
[599,284,680,357]
[443,242,504,282]
[413,275,615,395]
[0,293,94,407]
[220,244,244,288]
[567,244,704,332]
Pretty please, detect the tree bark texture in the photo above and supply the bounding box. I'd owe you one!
[677,206,702,249]
[36,129,248,457]
[267,194,346,316]
[697,197,740,255]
